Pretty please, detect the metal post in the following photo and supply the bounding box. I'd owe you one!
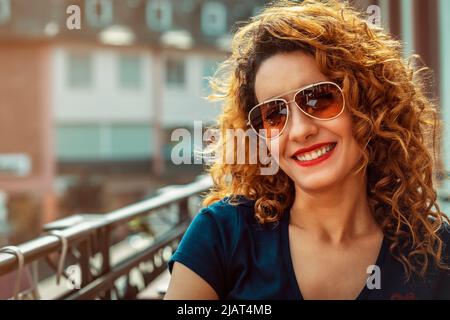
[152,49,165,176]
[439,0,450,202]
[78,238,93,288]
[178,197,189,224]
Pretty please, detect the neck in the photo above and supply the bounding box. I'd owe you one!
[290,171,380,244]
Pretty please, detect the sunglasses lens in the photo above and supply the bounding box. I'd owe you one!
[249,100,287,138]
[295,83,343,119]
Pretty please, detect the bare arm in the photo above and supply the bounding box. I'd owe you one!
[164,262,219,300]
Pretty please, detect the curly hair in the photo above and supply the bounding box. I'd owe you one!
[202,0,450,280]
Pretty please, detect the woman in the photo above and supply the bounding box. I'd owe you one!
[164,0,450,299]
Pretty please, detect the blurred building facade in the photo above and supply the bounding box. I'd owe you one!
[0,0,266,242]
[0,0,449,243]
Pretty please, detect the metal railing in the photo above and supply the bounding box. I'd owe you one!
[0,175,213,300]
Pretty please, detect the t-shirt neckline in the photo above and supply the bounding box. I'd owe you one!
[280,208,388,300]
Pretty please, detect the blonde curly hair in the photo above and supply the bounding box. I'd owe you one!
[202,0,449,280]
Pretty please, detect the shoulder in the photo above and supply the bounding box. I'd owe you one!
[428,215,450,244]
[425,215,450,245]
[197,195,257,228]
[433,220,450,298]
[437,220,450,238]
[168,196,256,298]
[437,220,450,255]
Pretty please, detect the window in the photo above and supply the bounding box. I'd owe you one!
[56,125,101,160]
[110,124,152,160]
[0,0,11,25]
[67,53,92,89]
[86,0,113,28]
[146,0,172,32]
[118,55,142,89]
[165,57,185,88]
[201,1,227,36]
[56,124,152,161]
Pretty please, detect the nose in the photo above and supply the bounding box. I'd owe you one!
[286,102,319,143]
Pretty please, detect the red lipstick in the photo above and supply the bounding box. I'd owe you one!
[292,142,337,167]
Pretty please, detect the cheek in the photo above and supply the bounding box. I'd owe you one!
[331,112,356,145]
[343,120,359,147]
[341,126,363,163]
[340,110,356,136]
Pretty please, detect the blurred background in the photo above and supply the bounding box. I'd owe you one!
[0,0,449,299]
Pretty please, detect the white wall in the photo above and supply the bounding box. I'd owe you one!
[162,53,222,127]
[52,46,222,127]
[52,46,153,124]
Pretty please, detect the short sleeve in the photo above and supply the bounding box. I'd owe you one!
[168,208,227,297]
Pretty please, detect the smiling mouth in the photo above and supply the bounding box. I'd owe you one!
[292,142,337,162]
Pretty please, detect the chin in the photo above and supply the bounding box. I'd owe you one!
[296,180,337,193]
[290,171,342,192]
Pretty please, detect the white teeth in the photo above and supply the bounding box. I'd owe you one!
[295,143,335,162]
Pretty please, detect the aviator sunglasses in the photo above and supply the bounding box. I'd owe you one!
[247,81,346,139]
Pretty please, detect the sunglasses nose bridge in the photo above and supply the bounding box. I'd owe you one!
[286,98,299,110]
[285,96,307,119]
[286,99,313,124]
[284,101,321,142]
[285,88,304,111]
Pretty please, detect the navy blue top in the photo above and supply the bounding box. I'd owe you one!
[168,196,450,299]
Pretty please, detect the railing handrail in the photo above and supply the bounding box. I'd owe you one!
[64,221,190,300]
[105,175,212,226]
[0,175,213,275]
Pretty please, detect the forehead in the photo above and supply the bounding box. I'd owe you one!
[254,51,329,103]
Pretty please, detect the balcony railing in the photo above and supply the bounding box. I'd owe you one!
[0,175,213,300]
